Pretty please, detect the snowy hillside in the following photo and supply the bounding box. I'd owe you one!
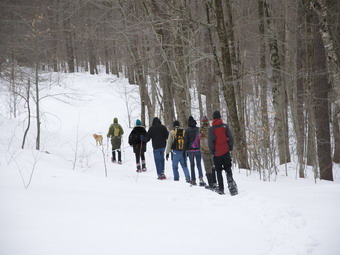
[1,72,340,255]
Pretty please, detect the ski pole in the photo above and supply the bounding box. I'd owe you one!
[122,136,126,161]
[106,137,109,158]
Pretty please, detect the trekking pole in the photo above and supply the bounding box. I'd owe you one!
[106,137,109,159]
[122,136,126,161]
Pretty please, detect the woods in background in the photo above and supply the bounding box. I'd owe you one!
[0,0,339,181]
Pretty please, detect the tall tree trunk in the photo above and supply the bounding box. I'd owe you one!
[88,40,98,75]
[258,0,271,170]
[333,105,340,163]
[264,0,290,165]
[214,0,249,169]
[311,0,340,130]
[312,19,333,181]
[35,60,40,150]
[143,0,175,129]
[63,17,75,73]
[294,0,307,178]
[206,2,221,118]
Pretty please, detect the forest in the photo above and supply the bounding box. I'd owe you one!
[0,0,339,181]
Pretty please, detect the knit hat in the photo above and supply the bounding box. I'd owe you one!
[188,116,197,127]
[113,117,118,123]
[136,119,142,126]
[213,111,221,119]
[201,115,209,122]
[173,120,180,127]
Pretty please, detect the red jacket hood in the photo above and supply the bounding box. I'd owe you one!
[212,118,223,126]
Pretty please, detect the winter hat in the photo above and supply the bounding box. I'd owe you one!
[213,111,221,119]
[201,115,209,122]
[188,116,197,127]
[113,117,118,123]
[152,117,161,126]
[173,120,180,127]
[136,119,142,126]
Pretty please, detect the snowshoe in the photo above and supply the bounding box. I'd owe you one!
[217,189,225,195]
[118,161,122,165]
[199,180,207,187]
[227,179,238,196]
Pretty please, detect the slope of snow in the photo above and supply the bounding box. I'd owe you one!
[0,72,339,255]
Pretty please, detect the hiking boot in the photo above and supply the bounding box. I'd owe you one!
[118,161,122,164]
[136,164,141,172]
[191,180,197,186]
[142,163,146,172]
[111,157,116,163]
[186,179,191,183]
[199,178,206,187]
[218,189,225,195]
[161,174,166,180]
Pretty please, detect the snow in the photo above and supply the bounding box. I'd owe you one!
[1,72,340,255]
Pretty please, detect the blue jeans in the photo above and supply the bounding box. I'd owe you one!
[153,148,165,177]
[187,151,203,181]
[172,150,190,181]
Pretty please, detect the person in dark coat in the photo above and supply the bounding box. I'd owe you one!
[146,117,169,179]
[128,119,147,172]
[208,111,236,195]
[107,117,124,163]
[184,116,205,186]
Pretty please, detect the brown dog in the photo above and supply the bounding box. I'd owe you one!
[93,134,103,146]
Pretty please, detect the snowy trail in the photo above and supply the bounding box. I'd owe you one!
[1,72,339,255]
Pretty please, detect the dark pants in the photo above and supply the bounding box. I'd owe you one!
[112,150,121,162]
[213,152,232,192]
[187,151,203,181]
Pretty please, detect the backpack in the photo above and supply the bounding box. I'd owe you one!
[199,127,210,153]
[113,124,120,137]
[172,128,185,150]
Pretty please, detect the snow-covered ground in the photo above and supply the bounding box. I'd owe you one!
[0,72,339,255]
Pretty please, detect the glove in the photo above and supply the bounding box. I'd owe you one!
[166,154,169,161]
[140,135,145,141]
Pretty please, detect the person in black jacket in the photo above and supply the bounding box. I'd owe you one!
[184,116,205,186]
[128,119,148,172]
[146,117,169,179]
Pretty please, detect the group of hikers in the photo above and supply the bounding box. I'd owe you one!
[107,111,238,195]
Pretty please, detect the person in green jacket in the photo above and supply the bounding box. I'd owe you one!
[107,117,124,164]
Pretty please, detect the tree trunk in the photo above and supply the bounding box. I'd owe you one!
[333,105,340,163]
[22,79,31,149]
[258,0,271,169]
[214,0,249,169]
[35,60,40,150]
[63,17,75,73]
[311,0,340,130]
[294,0,307,178]
[312,19,333,181]
[88,40,98,75]
[264,0,290,165]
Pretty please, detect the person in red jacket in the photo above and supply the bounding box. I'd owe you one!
[208,111,237,195]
